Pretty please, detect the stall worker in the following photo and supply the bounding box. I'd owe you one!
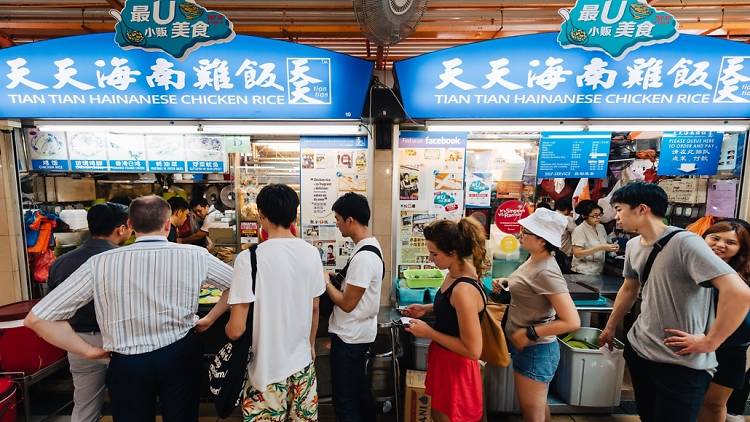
[571,200,619,275]
[167,196,189,243]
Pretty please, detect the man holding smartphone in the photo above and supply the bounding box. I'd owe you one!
[325,193,385,422]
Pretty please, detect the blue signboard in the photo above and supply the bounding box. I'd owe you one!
[71,159,108,172]
[109,159,148,172]
[558,0,678,60]
[0,33,372,119]
[300,136,368,149]
[658,131,723,176]
[148,160,186,172]
[538,132,611,178]
[398,131,467,149]
[394,33,750,119]
[187,160,224,173]
[31,159,69,171]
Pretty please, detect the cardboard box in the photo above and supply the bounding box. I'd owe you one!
[657,178,708,204]
[404,370,432,422]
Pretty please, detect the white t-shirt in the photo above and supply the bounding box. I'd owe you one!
[571,222,608,275]
[228,238,326,390]
[328,237,384,344]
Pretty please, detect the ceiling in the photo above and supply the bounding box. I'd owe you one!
[0,0,748,68]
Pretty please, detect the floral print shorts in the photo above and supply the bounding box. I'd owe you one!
[241,362,318,421]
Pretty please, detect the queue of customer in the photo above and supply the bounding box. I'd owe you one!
[21,182,750,422]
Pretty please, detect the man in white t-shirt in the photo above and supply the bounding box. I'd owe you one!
[325,193,384,422]
[225,184,325,420]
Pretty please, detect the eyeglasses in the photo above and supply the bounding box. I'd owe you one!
[587,214,602,219]
[521,229,537,237]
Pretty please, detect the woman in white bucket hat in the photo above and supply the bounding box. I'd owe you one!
[495,208,581,422]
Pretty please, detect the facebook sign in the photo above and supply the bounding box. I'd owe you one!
[0,33,372,119]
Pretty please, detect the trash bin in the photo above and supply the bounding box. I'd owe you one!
[484,362,520,413]
[555,327,625,407]
[0,300,66,374]
[413,337,430,371]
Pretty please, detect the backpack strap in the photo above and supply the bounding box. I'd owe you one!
[338,244,385,280]
[639,230,684,287]
[245,245,259,327]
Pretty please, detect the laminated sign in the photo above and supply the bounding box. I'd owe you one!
[558,0,679,60]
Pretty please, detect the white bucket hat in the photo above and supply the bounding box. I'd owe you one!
[518,207,568,249]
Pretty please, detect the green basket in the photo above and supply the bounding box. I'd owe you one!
[403,269,444,288]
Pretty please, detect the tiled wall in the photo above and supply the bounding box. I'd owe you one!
[372,149,394,305]
[0,132,26,306]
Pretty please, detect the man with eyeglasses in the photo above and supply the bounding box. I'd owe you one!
[45,202,131,422]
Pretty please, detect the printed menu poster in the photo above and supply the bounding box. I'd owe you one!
[466,172,492,207]
[538,132,611,178]
[300,136,369,270]
[145,134,187,172]
[68,132,109,172]
[397,131,467,267]
[26,129,70,171]
[108,134,147,172]
[185,135,226,173]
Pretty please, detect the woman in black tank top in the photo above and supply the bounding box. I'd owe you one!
[402,218,487,422]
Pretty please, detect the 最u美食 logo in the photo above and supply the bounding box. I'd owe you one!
[111,0,235,60]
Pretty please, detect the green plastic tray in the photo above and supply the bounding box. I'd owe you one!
[403,269,444,288]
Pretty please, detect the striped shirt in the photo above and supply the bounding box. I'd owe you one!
[32,236,233,355]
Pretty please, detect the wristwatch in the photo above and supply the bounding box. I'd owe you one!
[525,326,540,341]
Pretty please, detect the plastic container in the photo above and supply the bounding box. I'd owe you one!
[403,269,444,288]
[413,337,431,371]
[555,328,625,407]
[484,363,520,413]
[0,377,15,422]
[0,300,66,374]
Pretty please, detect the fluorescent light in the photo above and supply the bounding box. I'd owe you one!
[468,141,534,150]
[35,121,367,136]
[254,142,300,152]
[201,123,366,135]
[588,124,749,132]
[35,121,196,134]
[426,121,586,132]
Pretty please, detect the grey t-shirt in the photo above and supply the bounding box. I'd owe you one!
[505,256,569,344]
[624,226,735,371]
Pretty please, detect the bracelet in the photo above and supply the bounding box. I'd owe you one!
[525,325,540,341]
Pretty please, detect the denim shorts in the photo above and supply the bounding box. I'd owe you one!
[508,339,560,383]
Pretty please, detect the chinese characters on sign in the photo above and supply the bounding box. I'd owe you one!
[394,33,750,119]
[658,131,723,176]
[112,0,234,60]
[538,132,612,178]
[558,0,679,60]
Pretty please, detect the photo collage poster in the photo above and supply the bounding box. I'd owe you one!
[396,131,467,277]
[300,136,369,270]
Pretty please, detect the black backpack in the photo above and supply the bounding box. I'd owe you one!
[318,245,385,336]
[208,245,258,418]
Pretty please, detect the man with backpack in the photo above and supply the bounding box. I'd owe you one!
[599,182,750,422]
[325,192,385,422]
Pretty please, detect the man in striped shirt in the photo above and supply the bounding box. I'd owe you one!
[25,195,234,422]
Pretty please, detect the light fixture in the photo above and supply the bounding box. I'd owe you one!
[35,121,198,134]
[253,142,300,152]
[467,141,534,150]
[588,123,749,132]
[426,121,586,132]
[201,123,366,136]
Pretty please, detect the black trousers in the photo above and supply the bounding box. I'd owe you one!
[624,343,712,422]
[330,333,376,422]
[727,368,750,415]
[106,332,201,422]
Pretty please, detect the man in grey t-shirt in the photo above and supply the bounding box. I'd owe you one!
[599,183,750,422]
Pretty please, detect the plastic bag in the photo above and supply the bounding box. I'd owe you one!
[686,215,717,236]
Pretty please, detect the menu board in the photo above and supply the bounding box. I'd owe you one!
[396,131,467,270]
[300,136,369,270]
[538,132,611,178]
[26,129,228,173]
[26,129,70,171]
[108,133,147,172]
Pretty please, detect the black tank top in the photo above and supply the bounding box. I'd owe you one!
[433,277,487,337]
